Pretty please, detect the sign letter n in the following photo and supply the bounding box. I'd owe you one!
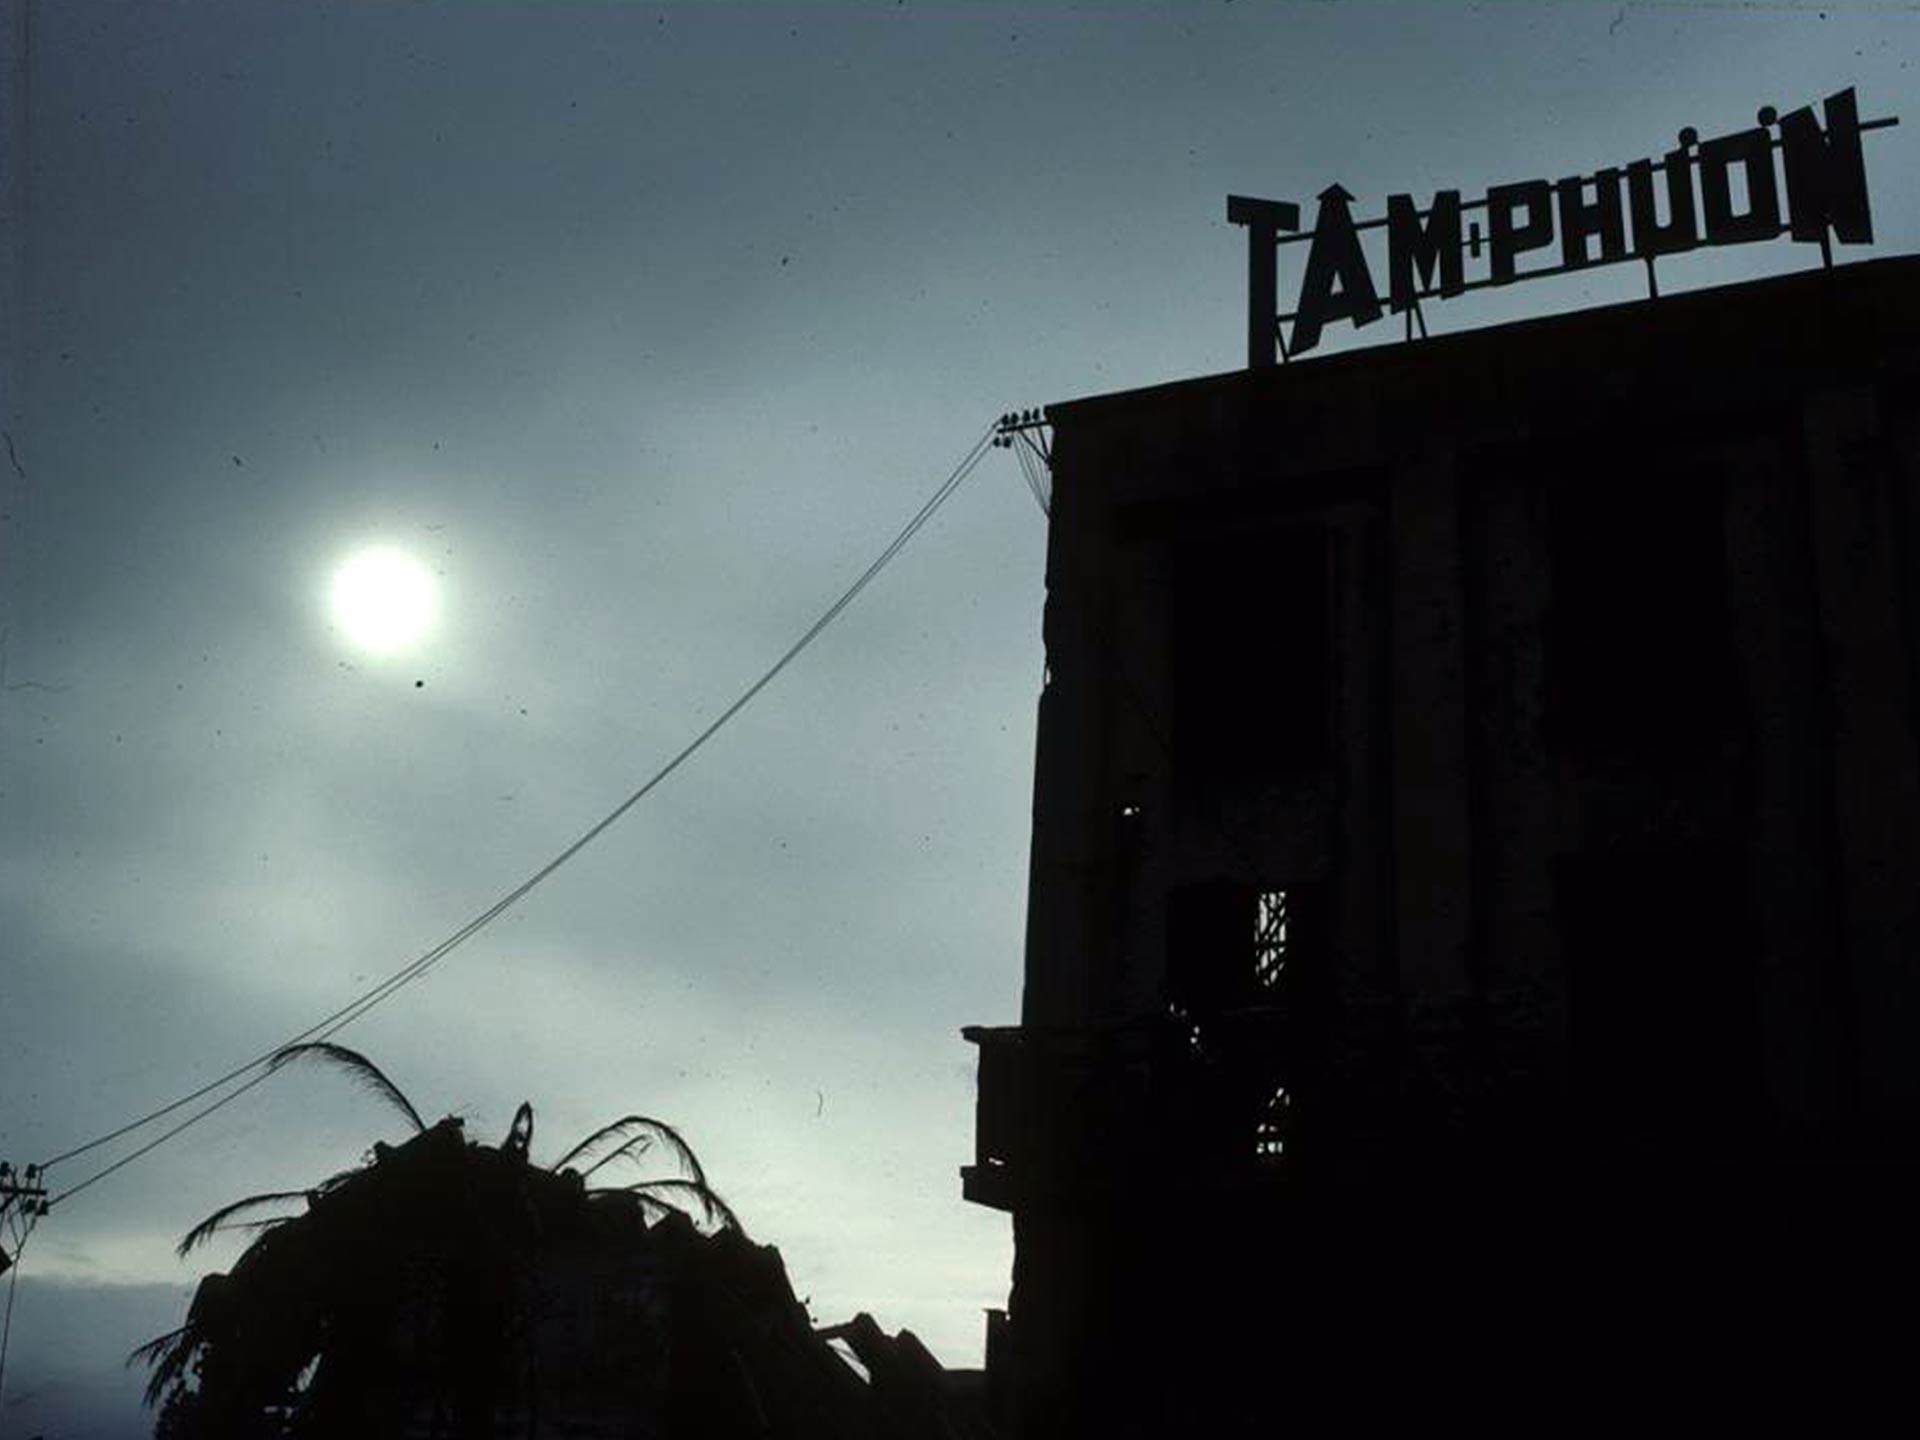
[1780,87,1873,244]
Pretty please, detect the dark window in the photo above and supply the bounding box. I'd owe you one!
[1165,879,1263,1016]
[1556,849,1763,1155]
[1546,452,1737,762]
[1175,522,1329,784]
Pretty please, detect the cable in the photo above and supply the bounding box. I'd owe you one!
[48,423,996,1196]
[1014,440,1050,518]
[41,423,997,1206]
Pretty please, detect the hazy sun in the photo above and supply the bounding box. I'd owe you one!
[329,545,439,654]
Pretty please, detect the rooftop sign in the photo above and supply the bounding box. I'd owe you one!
[1228,88,1898,365]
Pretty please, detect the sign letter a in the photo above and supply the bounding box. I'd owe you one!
[1290,185,1383,356]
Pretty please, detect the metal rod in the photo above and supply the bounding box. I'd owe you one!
[1274,114,1899,244]
[1278,235,1856,322]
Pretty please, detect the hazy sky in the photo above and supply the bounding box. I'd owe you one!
[4,2,1918,1434]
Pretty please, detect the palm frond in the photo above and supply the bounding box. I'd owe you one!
[577,1115,708,1187]
[130,1326,194,1407]
[580,1133,662,1183]
[228,1216,297,1239]
[177,1190,311,1258]
[629,1190,675,1221]
[128,1327,186,1368]
[269,1042,426,1133]
[606,1177,741,1234]
[314,1164,363,1194]
[550,1115,663,1173]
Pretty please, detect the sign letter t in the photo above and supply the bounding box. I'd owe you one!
[1228,195,1303,369]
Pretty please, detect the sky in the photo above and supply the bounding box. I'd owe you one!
[3,1,1918,1434]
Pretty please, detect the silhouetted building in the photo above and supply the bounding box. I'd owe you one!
[966,256,1920,1435]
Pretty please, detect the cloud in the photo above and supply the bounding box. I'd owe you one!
[0,1277,192,1440]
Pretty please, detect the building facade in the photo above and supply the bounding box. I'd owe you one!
[967,256,1920,1434]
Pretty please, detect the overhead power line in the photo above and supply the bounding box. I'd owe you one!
[38,422,998,1209]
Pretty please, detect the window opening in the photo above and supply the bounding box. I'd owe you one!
[1175,523,1330,783]
[1546,454,1733,760]
[1253,889,1289,992]
[1254,1085,1291,1160]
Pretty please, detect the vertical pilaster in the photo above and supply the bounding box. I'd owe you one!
[1804,391,1920,1147]
[1391,453,1472,998]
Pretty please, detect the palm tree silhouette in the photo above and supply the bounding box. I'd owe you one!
[136,1042,751,1439]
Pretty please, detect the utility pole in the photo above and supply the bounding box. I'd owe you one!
[0,1161,50,1269]
[0,1158,47,1411]
[0,1162,48,1209]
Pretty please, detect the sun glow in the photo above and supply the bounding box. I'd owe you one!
[329,545,439,654]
